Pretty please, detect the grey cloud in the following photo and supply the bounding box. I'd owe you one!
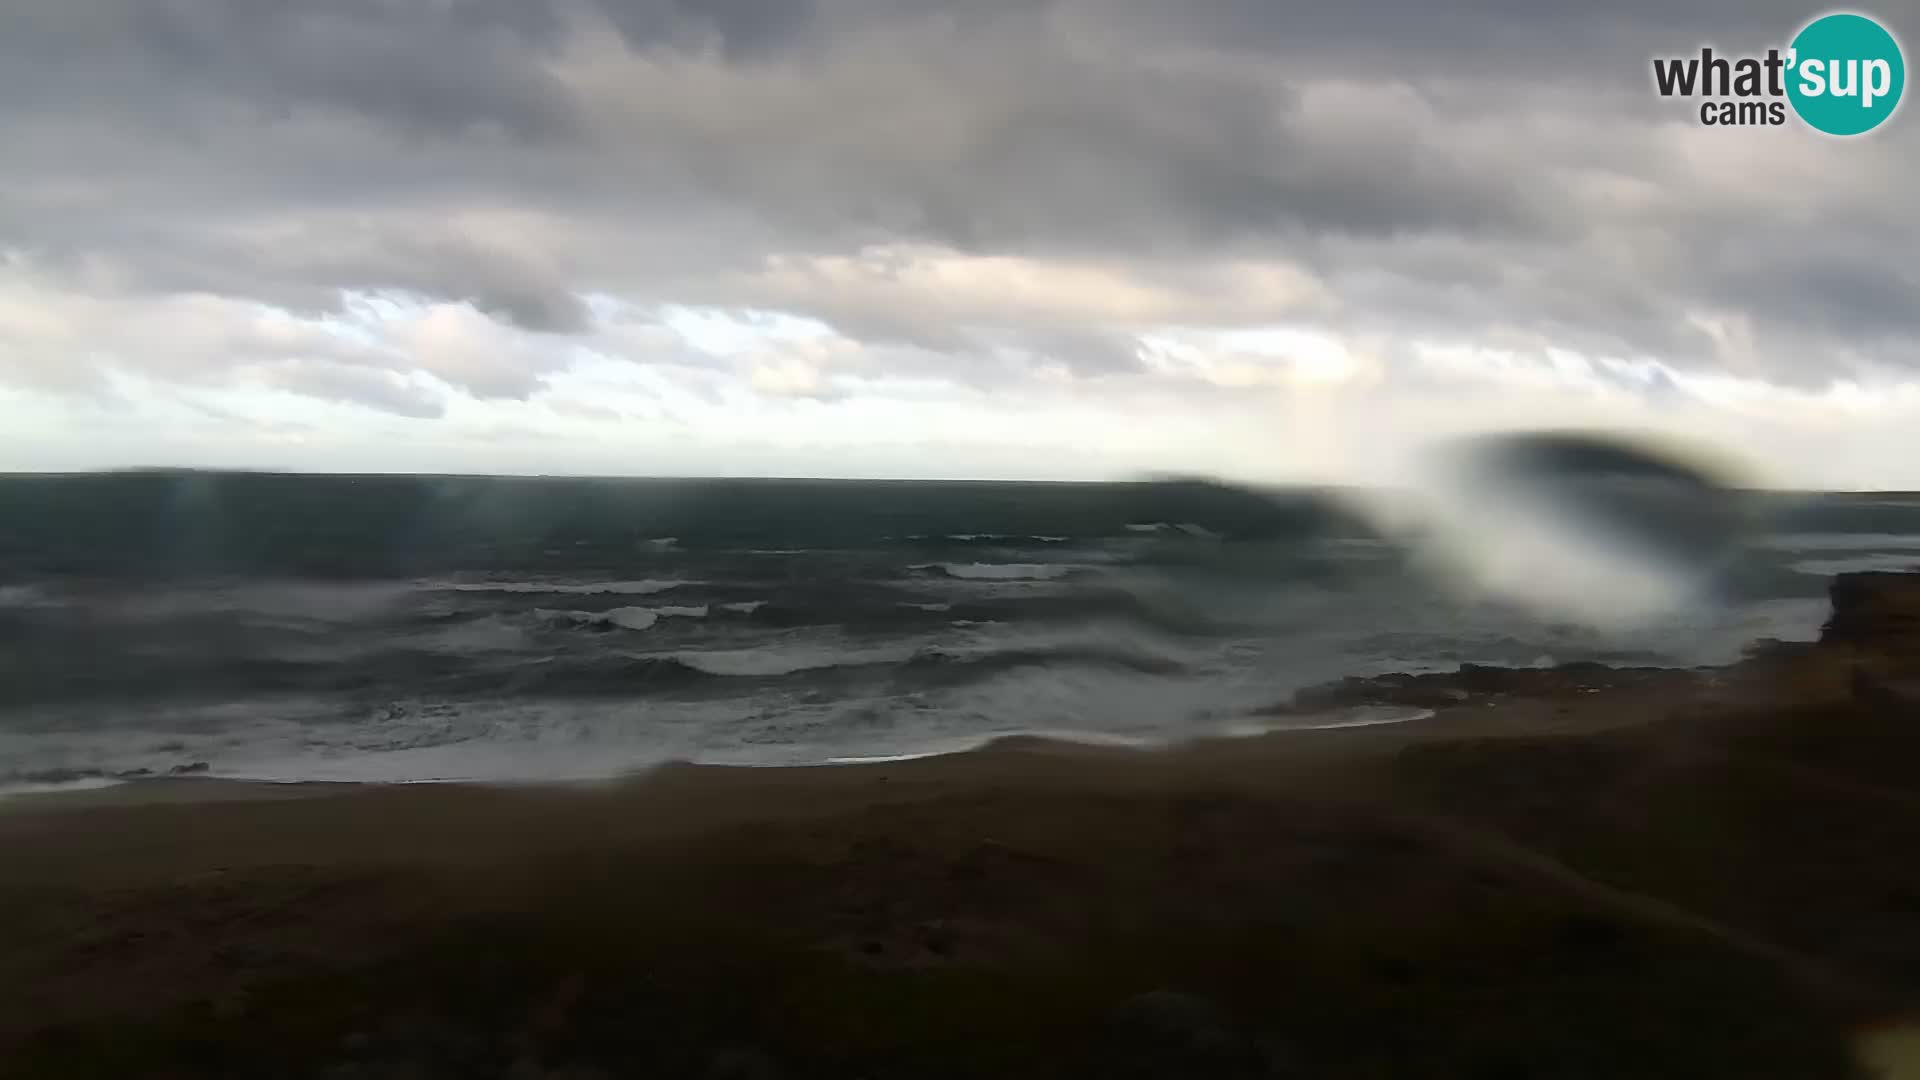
[593,0,824,59]
[1707,250,1920,347]
[5,0,579,142]
[0,0,1913,404]
[1092,0,1841,81]
[476,287,592,336]
[1,0,1554,253]
[258,361,448,419]
[283,228,594,334]
[997,329,1145,377]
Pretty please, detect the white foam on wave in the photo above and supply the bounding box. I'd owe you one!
[535,606,654,631]
[938,533,1071,543]
[677,619,1191,680]
[1760,533,1920,552]
[440,579,684,596]
[538,604,711,632]
[1791,554,1920,576]
[720,600,767,614]
[1124,522,1221,539]
[0,698,741,788]
[898,601,953,612]
[919,562,1076,581]
[605,607,661,631]
[815,739,998,765]
[678,640,918,677]
[1223,706,1433,738]
[0,776,127,798]
[806,709,1429,768]
[815,729,1159,766]
[0,584,55,609]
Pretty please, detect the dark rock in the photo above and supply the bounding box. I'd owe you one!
[1456,664,1514,692]
[1278,660,1681,716]
[1742,637,1808,661]
[1822,571,1920,651]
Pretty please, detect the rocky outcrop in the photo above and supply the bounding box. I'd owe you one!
[1818,571,1920,703]
[1821,571,1920,652]
[1272,662,1691,716]
[1273,570,1920,717]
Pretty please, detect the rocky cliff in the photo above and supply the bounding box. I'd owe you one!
[1277,570,1920,717]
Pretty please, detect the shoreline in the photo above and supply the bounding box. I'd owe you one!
[3,573,1916,1077]
[0,704,1442,809]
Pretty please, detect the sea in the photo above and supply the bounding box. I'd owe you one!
[2,472,1916,793]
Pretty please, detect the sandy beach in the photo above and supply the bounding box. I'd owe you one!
[5,573,1919,1078]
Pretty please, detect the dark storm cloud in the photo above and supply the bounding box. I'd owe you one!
[0,0,1554,240]
[0,0,1913,398]
[1708,249,1920,346]
[1,1,578,141]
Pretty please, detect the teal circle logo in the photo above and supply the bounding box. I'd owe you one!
[1787,12,1905,135]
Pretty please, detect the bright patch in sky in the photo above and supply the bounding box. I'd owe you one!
[661,307,836,357]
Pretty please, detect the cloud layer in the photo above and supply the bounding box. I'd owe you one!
[1,0,1915,484]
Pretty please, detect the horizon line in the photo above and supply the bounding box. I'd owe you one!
[0,466,1910,496]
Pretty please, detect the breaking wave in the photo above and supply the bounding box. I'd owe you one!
[913,562,1082,581]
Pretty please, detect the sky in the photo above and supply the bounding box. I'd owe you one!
[0,0,1915,488]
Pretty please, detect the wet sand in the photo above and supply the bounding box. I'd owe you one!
[5,575,1920,1077]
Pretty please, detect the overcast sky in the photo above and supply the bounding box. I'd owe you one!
[0,0,1914,487]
